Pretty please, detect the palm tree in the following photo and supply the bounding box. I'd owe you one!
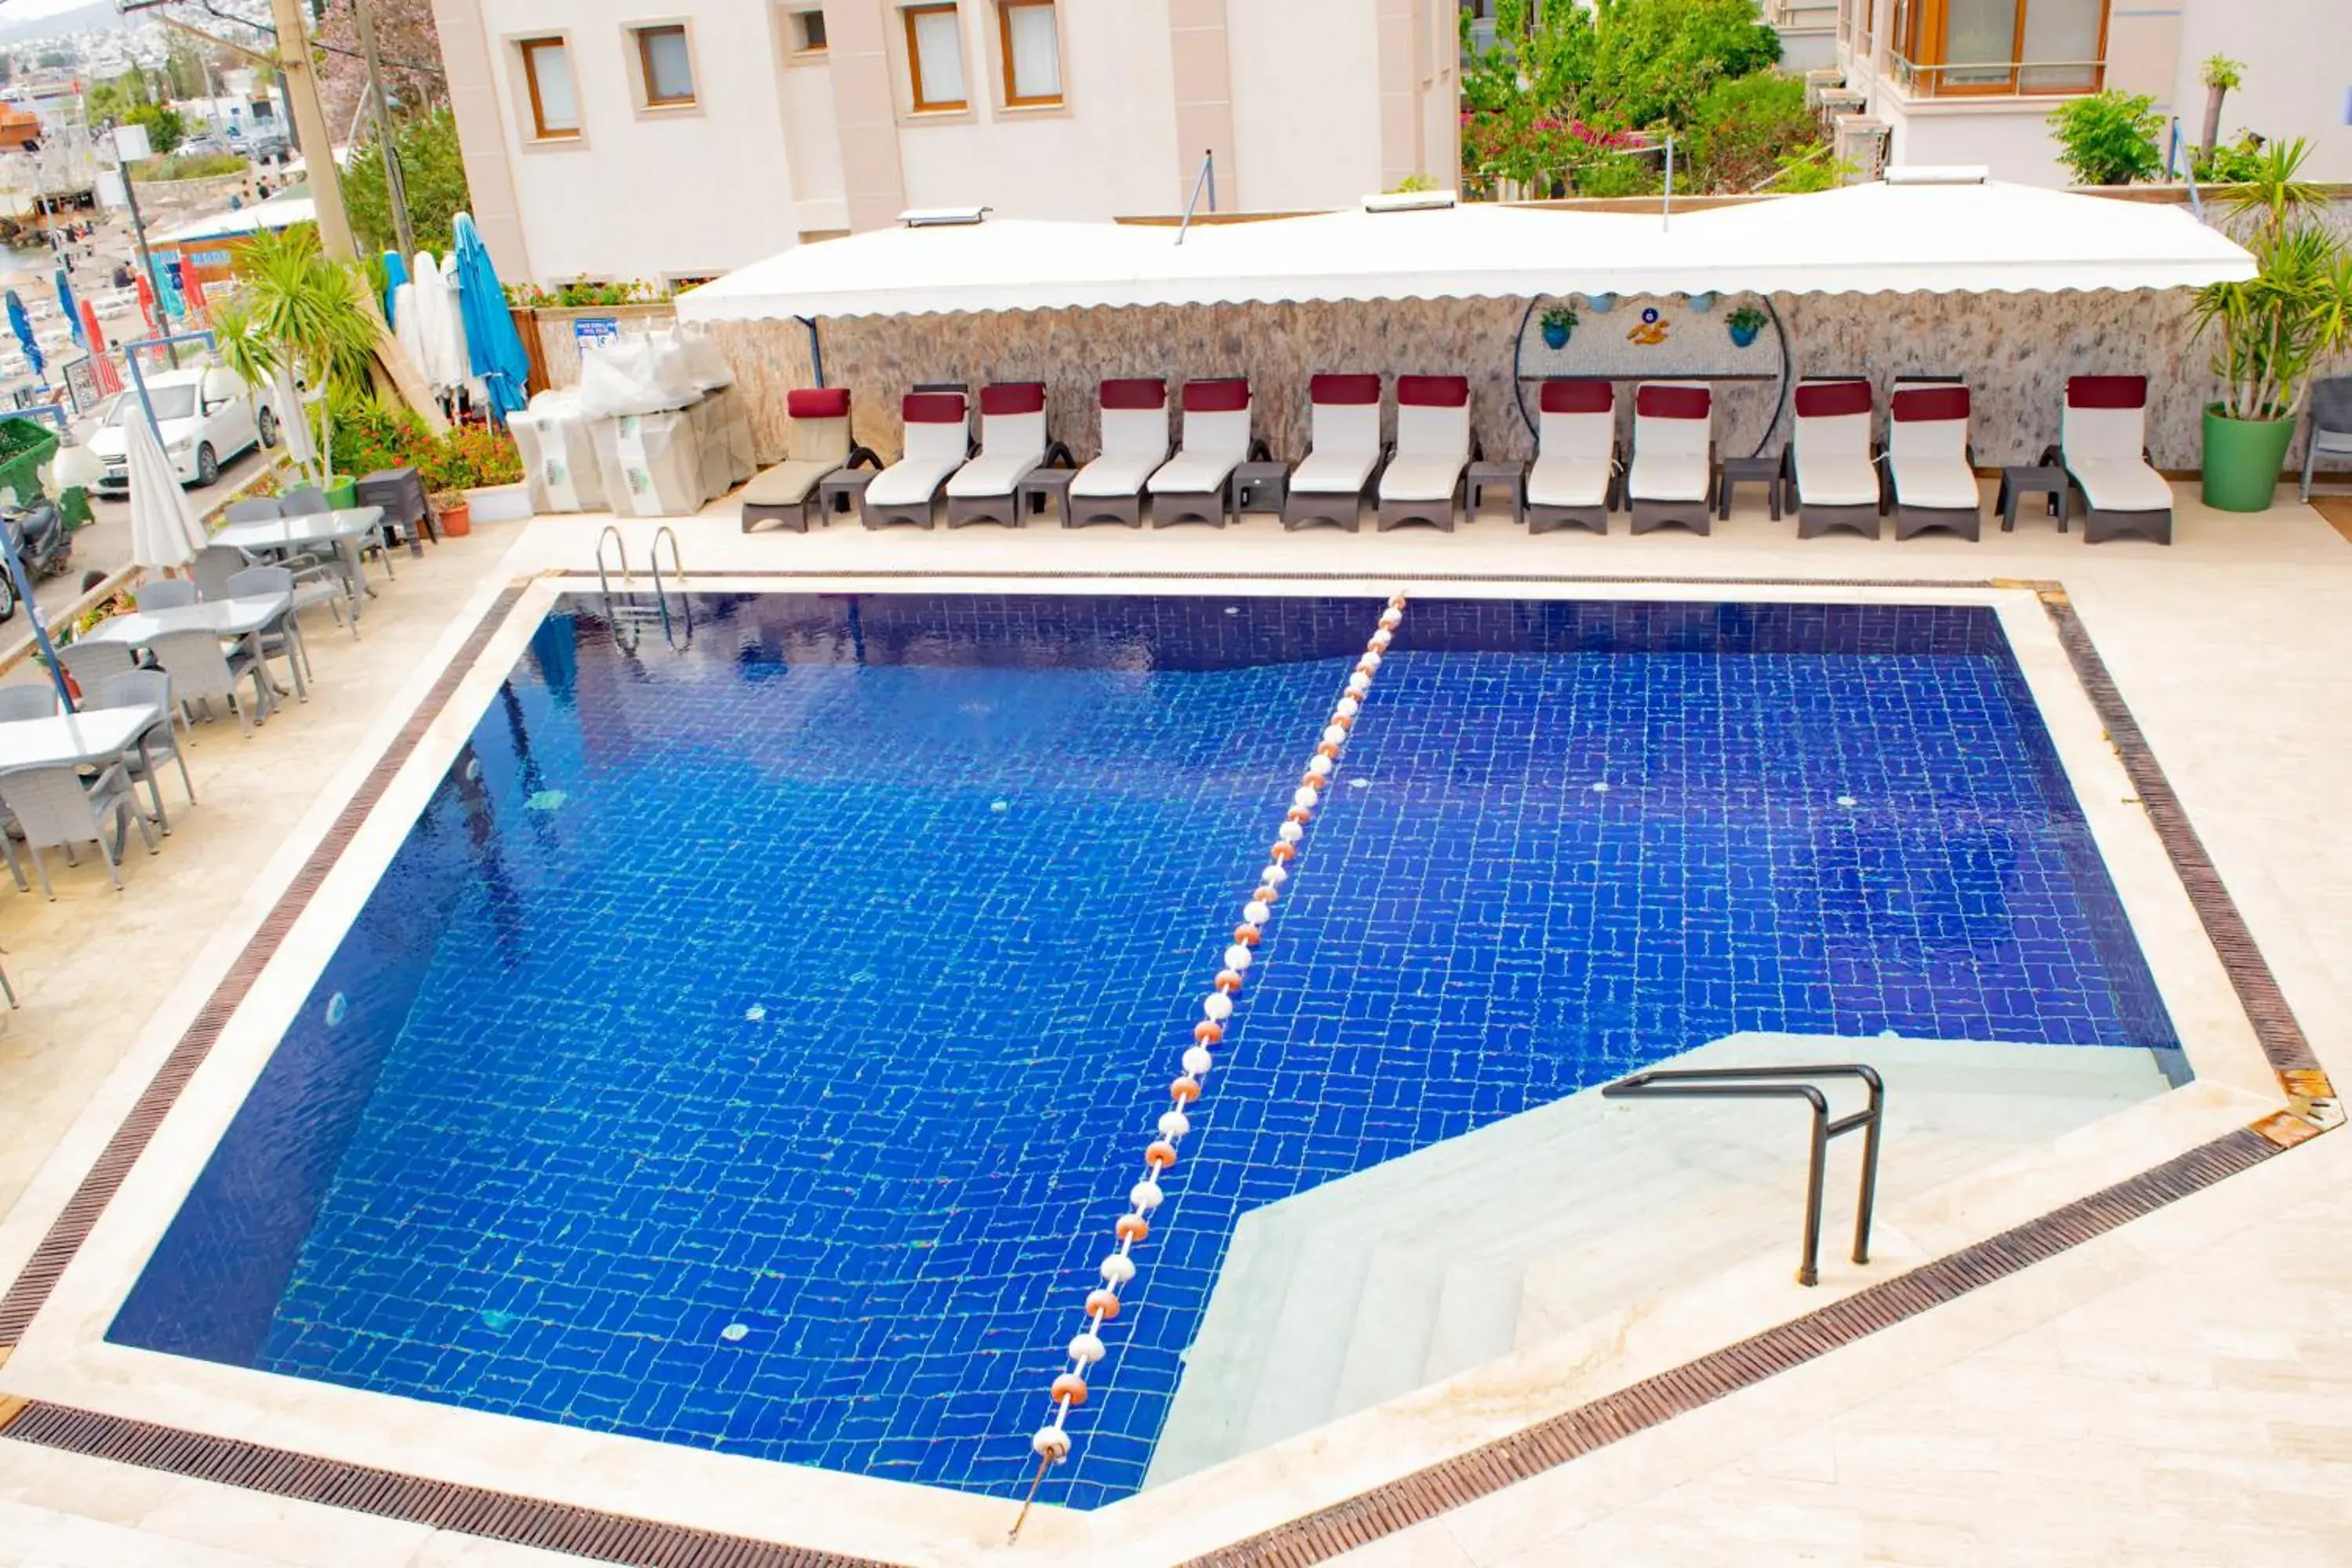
[2193,139,2352,423]
[225,227,382,484]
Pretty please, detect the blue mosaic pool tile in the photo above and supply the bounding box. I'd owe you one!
[112,595,2177,1512]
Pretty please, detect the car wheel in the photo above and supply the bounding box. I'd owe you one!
[195,443,220,486]
[257,406,278,448]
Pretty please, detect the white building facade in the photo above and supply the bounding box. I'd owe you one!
[429,0,1463,286]
[1827,0,2352,185]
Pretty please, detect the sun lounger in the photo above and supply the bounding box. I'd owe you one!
[740,387,876,533]
[2046,375,2172,545]
[1283,374,1384,532]
[946,383,1058,528]
[1149,379,1258,528]
[1377,375,1474,531]
[1626,383,1715,535]
[862,389,973,529]
[1785,379,1882,539]
[1885,382,1981,540]
[1526,378,1617,534]
[1069,379,1170,528]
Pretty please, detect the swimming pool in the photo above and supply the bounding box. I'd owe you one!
[108,593,2177,1511]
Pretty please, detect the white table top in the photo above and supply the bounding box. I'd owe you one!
[79,591,294,648]
[213,506,385,553]
[0,702,161,772]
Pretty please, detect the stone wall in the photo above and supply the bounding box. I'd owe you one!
[705,287,2230,470]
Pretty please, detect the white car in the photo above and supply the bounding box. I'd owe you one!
[86,367,279,495]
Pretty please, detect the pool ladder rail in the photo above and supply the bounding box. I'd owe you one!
[1600,1062,1885,1287]
[594,524,692,651]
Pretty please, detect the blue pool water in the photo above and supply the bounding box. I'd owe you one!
[112,596,2176,1508]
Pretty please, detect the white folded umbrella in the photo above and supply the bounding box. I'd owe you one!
[125,400,206,574]
[270,363,317,476]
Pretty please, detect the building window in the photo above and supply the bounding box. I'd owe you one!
[904,4,967,112]
[792,9,827,53]
[1894,0,2106,95]
[518,37,579,139]
[634,24,697,107]
[997,1,1060,107]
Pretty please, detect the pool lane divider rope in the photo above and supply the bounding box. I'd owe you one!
[1007,593,1410,1543]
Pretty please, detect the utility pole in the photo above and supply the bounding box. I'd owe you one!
[351,0,415,259]
[265,0,357,258]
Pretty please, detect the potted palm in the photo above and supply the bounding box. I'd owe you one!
[216,227,383,499]
[2192,139,2352,511]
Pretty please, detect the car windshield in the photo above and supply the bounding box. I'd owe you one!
[107,385,198,424]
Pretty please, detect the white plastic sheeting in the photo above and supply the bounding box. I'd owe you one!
[676,181,2254,324]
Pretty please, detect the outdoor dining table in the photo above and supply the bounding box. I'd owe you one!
[78,590,302,714]
[212,506,386,629]
[0,697,172,856]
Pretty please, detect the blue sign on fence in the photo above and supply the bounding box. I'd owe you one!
[572,317,622,352]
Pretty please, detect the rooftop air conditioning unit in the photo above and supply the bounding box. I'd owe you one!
[1803,68,1846,111]
[1817,87,1867,117]
[1831,115,1890,182]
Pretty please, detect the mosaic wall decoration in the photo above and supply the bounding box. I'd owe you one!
[1514,292,1784,382]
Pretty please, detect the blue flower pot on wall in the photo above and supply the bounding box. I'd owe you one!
[1728,321,1761,348]
[1541,320,1570,350]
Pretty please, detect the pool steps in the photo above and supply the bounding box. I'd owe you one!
[1144,1031,2171,1486]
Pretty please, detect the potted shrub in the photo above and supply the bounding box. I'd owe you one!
[1539,303,1578,349]
[2191,139,2352,511]
[420,423,524,534]
[1726,305,1768,348]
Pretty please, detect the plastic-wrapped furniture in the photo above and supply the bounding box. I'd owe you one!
[2045,375,2172,545]
[1785,379,1882,539]
[1377,376,1475,531]
[513,392,608,514]
[596,410,710,517]
[1148,379,1258,528]
[1526,379,1617,534]
[740,387,876,532]
[1282,374,1383,532]
[946,383,1058,528]
[1625,383,1716,535]
[1068,379,1169,528]
[863,390,972,529]
[1884,382,1981,540]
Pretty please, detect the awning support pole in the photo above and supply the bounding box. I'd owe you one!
[797,315,823,388]
[1176,151,1216,246]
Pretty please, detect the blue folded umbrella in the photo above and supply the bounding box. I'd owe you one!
[8,290,44,384]
[452,213,530,423]
[383,249,409,327]
[54,267,79,348]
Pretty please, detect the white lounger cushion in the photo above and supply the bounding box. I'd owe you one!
[866,456,963,505]
[2070,459,2173,512]
[1794,450,1880,506]
[1149,405,1250,495]
[1886,387,1976,510]
[1291,448,1380,494]
[1628,384,1711,503]
[947,450,1043,496]
[1379,392,1468,502]
[1887,453,1979,509]
[742,458,836,506]
[1292,394,1381,493]
[1626,451,1710,502]
[1071,451,1162,497]
[1381,452,1466,502]
[1790,387,1877,506]
[1529,393,1613,506]
[1528,452,1610,506]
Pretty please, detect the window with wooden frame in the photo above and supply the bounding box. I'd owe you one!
[633,24,698,108]
[903,4,967,112]
[997,1,1061,107]
[791,9,828,53]
[517,37,580,140]
[1895,0,2107,95]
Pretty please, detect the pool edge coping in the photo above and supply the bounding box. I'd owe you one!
[0,568,2331,1568]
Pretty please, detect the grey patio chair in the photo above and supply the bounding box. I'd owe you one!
[60,640,136,693]
[226,564,310,691]
[147,628,267,736]
[222,498,281,524]
[0,761,158,898]
[191,544,249,601]
[2303,376,2352,502]
[94,669,193,832]
[136,579,198,610]
[286,481,396,580]
[0,685,58,720]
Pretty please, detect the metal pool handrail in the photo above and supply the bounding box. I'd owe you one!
[1007,593,1413,1541]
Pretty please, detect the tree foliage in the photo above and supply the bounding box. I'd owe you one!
[2045,91,2164,186]
[343,107,472,256]
[123,103,185,156]
[1685,73,1816,193]
[311,0,448,132]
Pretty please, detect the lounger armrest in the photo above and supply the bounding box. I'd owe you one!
[848,445,883,470]
[1046,439,1075,470]
[1470,432,1485,463]
[2038,442,2061,469]
[1250,437,1272,463]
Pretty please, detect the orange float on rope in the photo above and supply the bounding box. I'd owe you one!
[1171,1076,1203,1103]
[1194,1020,1225,1044]
[1286,808,1311,825]
[1145,1139,1178,1169]
[1316,742,1341,759]
[1253,886,1279,905]
[1214,970,1244,993]
[1116,1214,1149,1242]
[1087,1288,1122,1320]
[1232,925,1261,947]
[1270,842,1297,862]
[1052,1373,1090,1406]
[1334,713,1354,730]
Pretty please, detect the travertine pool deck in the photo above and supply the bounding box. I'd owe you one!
[0,481,2347,1566]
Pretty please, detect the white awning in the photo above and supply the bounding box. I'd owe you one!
[151,193,318,247]
[677,180,2253,324]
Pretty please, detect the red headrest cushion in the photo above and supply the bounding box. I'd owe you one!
[1309,373,1381,405]
[2067,375,2147,409]
[1099,378,1166,410]
[1397,375,1469,408]
[787,387,850,419]
[1539,379,1613,415]
[1635,384,1711,419]
[902,391,967,423]
[1794,380,1873,419]
[1182,378,1250,412]
[1891,385,1970,422]
[980,382,1046,416]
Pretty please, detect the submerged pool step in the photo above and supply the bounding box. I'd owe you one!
[1144,1033,2172,1490]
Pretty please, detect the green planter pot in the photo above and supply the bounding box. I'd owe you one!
[324,475,358,510]
[2200,407,2294,513]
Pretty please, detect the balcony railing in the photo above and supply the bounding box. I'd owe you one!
[1889,50,2103,96]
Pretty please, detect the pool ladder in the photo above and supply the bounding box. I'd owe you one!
[595,524,691,651]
